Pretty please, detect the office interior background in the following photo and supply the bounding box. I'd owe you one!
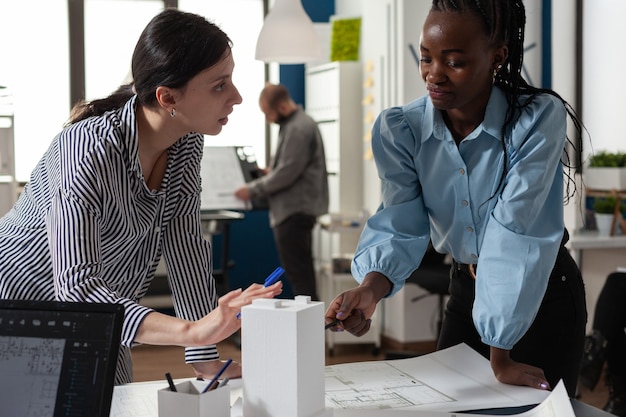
[0,0,624,338]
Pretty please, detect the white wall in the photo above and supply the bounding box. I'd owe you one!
[583,0,626,157]
[552,0,583,234]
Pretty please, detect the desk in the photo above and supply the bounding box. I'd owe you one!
[110,379,612,417]
[200,210,245,296]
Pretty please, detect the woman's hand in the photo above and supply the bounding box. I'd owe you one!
[490,347,551,391]
[135,281,282,347]
[324,272,391,336]
[189,281,283,346]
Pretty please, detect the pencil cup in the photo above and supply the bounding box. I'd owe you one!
[158,380,230,417]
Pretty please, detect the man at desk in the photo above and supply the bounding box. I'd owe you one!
[235,83,329,301]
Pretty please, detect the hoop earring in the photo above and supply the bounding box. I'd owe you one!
[170,108,176,118]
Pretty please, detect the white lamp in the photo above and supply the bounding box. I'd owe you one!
[255,0,322,64]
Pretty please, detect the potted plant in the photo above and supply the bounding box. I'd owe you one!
[592,195,626,236]
[585,151,626,191]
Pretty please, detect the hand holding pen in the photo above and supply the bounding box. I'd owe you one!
[324,273,385,337]
[236,266,285,319]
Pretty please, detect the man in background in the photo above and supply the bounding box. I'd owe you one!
[235,83,329,301]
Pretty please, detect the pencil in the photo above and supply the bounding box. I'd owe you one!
[201,359,233,394]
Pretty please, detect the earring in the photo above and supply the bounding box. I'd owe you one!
[170,108,176,118]
[493,64,503,80]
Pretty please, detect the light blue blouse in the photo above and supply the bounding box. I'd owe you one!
[352,87,567,350]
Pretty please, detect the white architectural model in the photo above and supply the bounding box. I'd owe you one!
[241,295,333,417]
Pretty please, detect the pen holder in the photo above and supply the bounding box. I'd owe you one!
[158,380,230,417]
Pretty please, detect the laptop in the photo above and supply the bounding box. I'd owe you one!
[0,299,124,417]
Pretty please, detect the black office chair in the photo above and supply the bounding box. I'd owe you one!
[384,244,450,360]
[406,252,450,340]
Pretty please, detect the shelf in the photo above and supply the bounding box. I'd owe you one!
[568,231,626,250]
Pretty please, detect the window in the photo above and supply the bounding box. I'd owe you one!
[85,0,268,166]
[179,0,267,165]
[0,1,69,182]
[1,0,267,182]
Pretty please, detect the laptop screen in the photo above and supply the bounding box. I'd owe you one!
[0,300,124,417]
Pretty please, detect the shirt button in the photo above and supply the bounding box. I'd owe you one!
[459,168,465,175]
[461,200,469,206]
[466,226,474,233]
[155,226,161,233]
[561,275,567,282]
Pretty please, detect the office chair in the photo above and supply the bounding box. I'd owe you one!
[406,257,450,340]
[384,244,450,361]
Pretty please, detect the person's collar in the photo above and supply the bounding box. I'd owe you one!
[277,105,301,126]
[118,95,142,176]
[426,86,507,143]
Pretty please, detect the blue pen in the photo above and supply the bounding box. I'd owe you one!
[263,266,285,287]
[237,267,284,319]
[201,358,233,393]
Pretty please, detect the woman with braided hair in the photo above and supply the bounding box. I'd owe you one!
[325,0,586,396]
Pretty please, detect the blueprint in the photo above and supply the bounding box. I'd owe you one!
[0,336,64,417]
[325,343,549,412]
[333,380,575,417]
[326,360,454,409]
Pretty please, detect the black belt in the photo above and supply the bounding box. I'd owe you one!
[453,260,477,279]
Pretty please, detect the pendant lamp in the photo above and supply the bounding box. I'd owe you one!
[255,0,322,64]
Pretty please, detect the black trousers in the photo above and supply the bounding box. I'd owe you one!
[593,272,626,377]
[437,244,587,397]
[272,213,319,300]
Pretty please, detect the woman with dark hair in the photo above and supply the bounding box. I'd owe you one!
[325,0,586,396]
[0,9,282,385]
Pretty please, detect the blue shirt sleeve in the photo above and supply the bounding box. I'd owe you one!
[473,94,566,349]
[351,105,431,296]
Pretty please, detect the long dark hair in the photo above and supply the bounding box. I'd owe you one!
[67,8,232,125]
[431,0,585,202]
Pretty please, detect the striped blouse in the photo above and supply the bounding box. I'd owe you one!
[0,96,219,384]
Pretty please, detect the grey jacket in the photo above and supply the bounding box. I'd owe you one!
[247,107,329,227]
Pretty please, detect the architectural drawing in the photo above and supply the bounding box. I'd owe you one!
[325,361,453,409]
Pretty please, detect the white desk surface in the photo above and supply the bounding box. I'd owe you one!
[110,378,243,417]
[111,344,607,417]
[109,378,610,417]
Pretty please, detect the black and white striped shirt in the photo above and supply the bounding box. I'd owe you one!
[0,96,218,384]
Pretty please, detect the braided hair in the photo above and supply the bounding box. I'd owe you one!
[432,0,584,202]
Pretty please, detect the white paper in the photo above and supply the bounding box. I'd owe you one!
[331,380,574,417]
[325,343,549,412]
[200,146,248,210]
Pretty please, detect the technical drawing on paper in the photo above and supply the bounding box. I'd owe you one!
[325,361,454,410]
[110,383,159,417]
[0,336,64,417]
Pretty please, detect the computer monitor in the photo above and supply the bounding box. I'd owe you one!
[0,299,124,417]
